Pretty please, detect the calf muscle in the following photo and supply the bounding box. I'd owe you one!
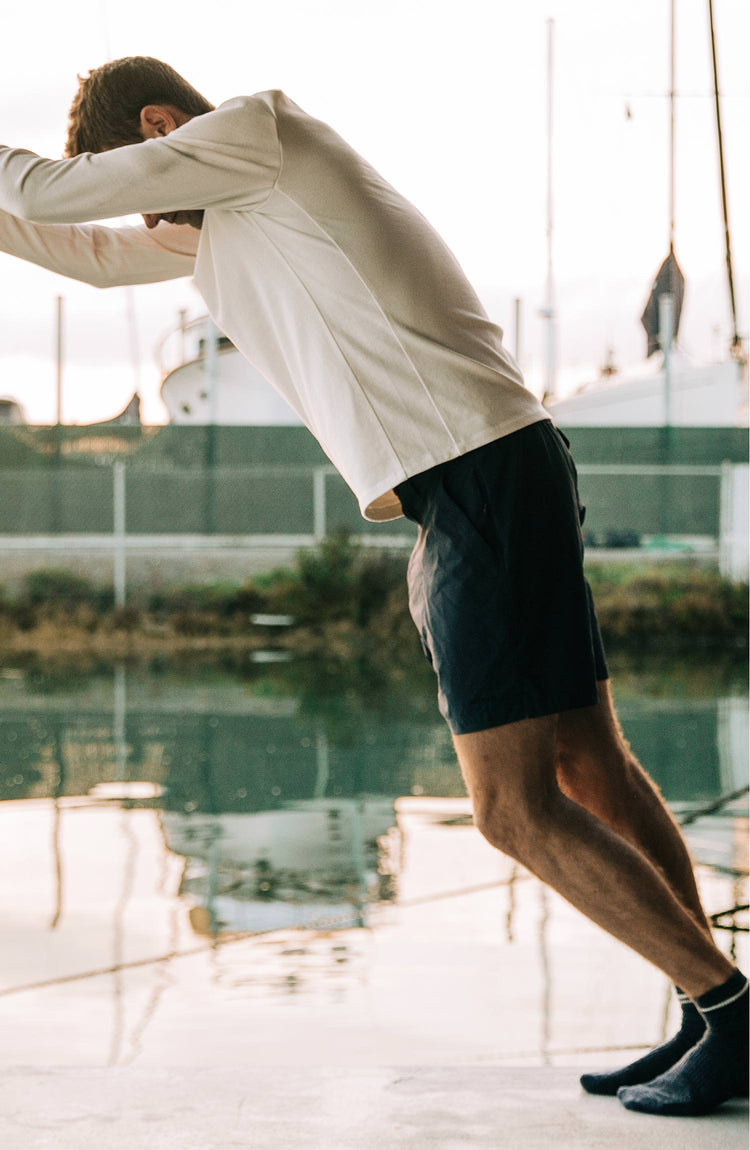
[453,707,733,999]
[555,682,711,934]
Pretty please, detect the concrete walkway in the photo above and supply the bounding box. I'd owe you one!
[0,1066,746,1149]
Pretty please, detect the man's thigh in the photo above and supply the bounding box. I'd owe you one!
[557,680,632,764]
[452,681,633,813]
[452,711,560,816]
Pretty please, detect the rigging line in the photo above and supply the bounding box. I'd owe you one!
[0,874,537,998]
[399,874,533,908]
[677,783,749,826]
[707,0,742,357]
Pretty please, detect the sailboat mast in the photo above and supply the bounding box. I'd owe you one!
[707,0,742,358]
[669,0,676,251]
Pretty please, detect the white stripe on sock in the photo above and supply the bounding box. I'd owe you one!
[700,979,749,1013]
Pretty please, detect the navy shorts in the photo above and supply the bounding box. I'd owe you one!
[394,419,609,734]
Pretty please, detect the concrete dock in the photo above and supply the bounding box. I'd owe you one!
[0,1066,746,1149]
[1,794,746,1148]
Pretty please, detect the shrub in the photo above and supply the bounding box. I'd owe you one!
[259,529,409,627]
[293,528,359,621]
[354,551,408,626]
[232,582,266,616]
[109,605,143,631]
[257,528,359,623]
[148,580,266,620]
[22,568,113,612]
[24,568,98,608]
[587,564,748,646]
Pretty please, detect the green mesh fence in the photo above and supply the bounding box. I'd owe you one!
[0,424,747,540]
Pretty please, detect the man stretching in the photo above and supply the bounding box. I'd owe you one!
[0,57,746,1116]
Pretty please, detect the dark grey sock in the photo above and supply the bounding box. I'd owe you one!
[580,987,705,1096]
[618,970,749,1116]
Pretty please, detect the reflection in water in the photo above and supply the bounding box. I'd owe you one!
[165,796,400,937]
[121,897,179,1066]
[538,885,552,1067]
[49,722,65,931]
[0,654,747,1068]
[2,658,747,874]
[505,863,520,944]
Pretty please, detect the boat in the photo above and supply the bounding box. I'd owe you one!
[545,347,747,428]
[0,396,27,425]
[157,315,301,426]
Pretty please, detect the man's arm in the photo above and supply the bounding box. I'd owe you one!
[0,210,198,286]
[0,96,280,225]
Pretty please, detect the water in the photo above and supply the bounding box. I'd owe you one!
[0,652,747,1069]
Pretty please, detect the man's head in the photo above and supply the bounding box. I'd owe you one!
[65,56,214,229]
[65,55,214,156]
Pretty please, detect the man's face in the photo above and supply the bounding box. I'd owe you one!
[139,104,203,231]
[142,209,204,230]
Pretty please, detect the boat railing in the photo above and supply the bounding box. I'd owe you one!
[156,315,234,379]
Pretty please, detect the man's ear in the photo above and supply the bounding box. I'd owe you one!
[139,104,177,140]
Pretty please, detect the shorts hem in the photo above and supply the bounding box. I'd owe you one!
[446,680,609,736]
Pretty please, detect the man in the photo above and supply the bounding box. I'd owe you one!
[0,57,746,1116]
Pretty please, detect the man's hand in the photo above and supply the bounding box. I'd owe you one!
[142,210,203,230]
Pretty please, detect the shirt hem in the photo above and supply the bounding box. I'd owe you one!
[360,409,551,521]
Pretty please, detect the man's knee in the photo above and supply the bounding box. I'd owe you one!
[453,714,560,861]
[471,772,560,863]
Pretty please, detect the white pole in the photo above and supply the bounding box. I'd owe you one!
[124,288,141,397]
[55,295,64,427]
[313,468,327,541]
[178,308,188,365]
[314,723,330,799]
[659,293,674,427]
[205,317,219,425]
[113,460,127,608]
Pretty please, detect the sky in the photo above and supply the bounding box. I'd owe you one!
[0,0,747,424]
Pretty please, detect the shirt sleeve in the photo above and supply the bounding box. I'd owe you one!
[0,94,281,225]
[0,210,198,286]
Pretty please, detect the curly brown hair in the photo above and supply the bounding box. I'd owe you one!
[65,56,214,156]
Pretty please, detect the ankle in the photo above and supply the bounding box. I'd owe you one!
[695,969,749,1017]
[680,961,739,1002]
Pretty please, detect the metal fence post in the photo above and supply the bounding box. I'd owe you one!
[205,317,219,535]
[113,460,127,608]
[313,468,327,541]
[720,461,750,581]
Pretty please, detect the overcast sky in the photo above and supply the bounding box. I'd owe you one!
[0,0,747,424]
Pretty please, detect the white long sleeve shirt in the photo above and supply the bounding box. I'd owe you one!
[0,90,547,520]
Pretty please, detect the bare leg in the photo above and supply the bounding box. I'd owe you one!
[554,681,711,935]
[452,713,734,999]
